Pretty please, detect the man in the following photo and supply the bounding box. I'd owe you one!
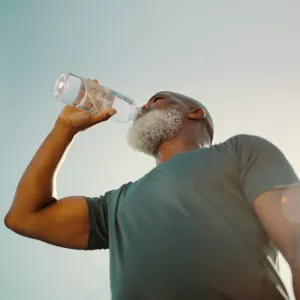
[4,80,300,299]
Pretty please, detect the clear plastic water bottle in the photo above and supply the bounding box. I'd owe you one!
[53,72,141,123]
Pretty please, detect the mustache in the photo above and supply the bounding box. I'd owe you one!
[136,107,154,119]
[141,107,155,114]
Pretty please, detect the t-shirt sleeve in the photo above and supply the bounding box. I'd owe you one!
[83,194,109,250]
[234,134,299,205]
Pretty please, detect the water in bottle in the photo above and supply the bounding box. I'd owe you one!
[54,72,141,123]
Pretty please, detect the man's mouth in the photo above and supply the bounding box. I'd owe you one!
[135,113,143,120]
[136,109,151,120]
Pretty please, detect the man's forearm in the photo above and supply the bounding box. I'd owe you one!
[5,120,76,222]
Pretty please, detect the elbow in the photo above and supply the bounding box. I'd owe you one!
[4,212,18,231]
[4,212,27,234]
[4,211,38,239]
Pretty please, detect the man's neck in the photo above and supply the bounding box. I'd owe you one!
[155,138,202,165]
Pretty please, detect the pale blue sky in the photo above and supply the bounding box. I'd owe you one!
[1,0,300,299]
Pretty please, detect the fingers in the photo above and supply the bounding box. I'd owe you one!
[85,79,103,113]
[76,78,111,118]
[80,79,99,110]
[92,108,117,124]
[74,79,86,107]
[88,78,99,84]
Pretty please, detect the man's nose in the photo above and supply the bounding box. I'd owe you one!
[141,103,151,110]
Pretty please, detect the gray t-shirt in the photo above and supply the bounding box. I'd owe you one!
[84,134,299,300]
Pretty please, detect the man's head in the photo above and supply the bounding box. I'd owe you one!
[127,91,214,157]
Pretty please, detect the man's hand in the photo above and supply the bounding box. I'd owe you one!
[56,79,116,134]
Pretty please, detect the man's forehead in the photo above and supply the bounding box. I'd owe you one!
[153,91,183,98]
[152,91,200,107]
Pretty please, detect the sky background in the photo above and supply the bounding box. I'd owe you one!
[1,0,299,299]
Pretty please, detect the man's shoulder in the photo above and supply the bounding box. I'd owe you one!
[105,182,135,203]
[222,134,275,149]
[224,133,267,143]
[218,134,287,166]
[215,134,282,161]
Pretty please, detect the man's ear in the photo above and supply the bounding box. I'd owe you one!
[187,108,206,120]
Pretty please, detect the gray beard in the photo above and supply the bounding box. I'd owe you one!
[127,104,184,157]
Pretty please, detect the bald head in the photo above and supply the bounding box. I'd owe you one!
[153,91,201,107]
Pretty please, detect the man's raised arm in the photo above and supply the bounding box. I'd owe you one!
[4,90,116,250]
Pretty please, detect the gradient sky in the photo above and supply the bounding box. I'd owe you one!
[1,0,300,299]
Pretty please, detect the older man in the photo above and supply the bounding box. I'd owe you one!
[5,83,300,300]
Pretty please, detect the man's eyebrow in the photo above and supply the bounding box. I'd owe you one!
[149,93,169,102]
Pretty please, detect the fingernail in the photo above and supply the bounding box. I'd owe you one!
[109,110,116,116]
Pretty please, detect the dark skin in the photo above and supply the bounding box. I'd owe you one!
[4,83,300,298]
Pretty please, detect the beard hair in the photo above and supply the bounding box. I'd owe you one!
[127,104,184,157]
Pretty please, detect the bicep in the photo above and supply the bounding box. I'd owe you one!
[254,187,300,265]
[19,196,90,250]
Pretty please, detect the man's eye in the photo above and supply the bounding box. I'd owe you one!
[153,97,164,103]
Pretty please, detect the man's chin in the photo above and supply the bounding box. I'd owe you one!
[128,136,165,157]
[126,138,159,157]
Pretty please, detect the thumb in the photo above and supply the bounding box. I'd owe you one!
[92,108,117,123]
